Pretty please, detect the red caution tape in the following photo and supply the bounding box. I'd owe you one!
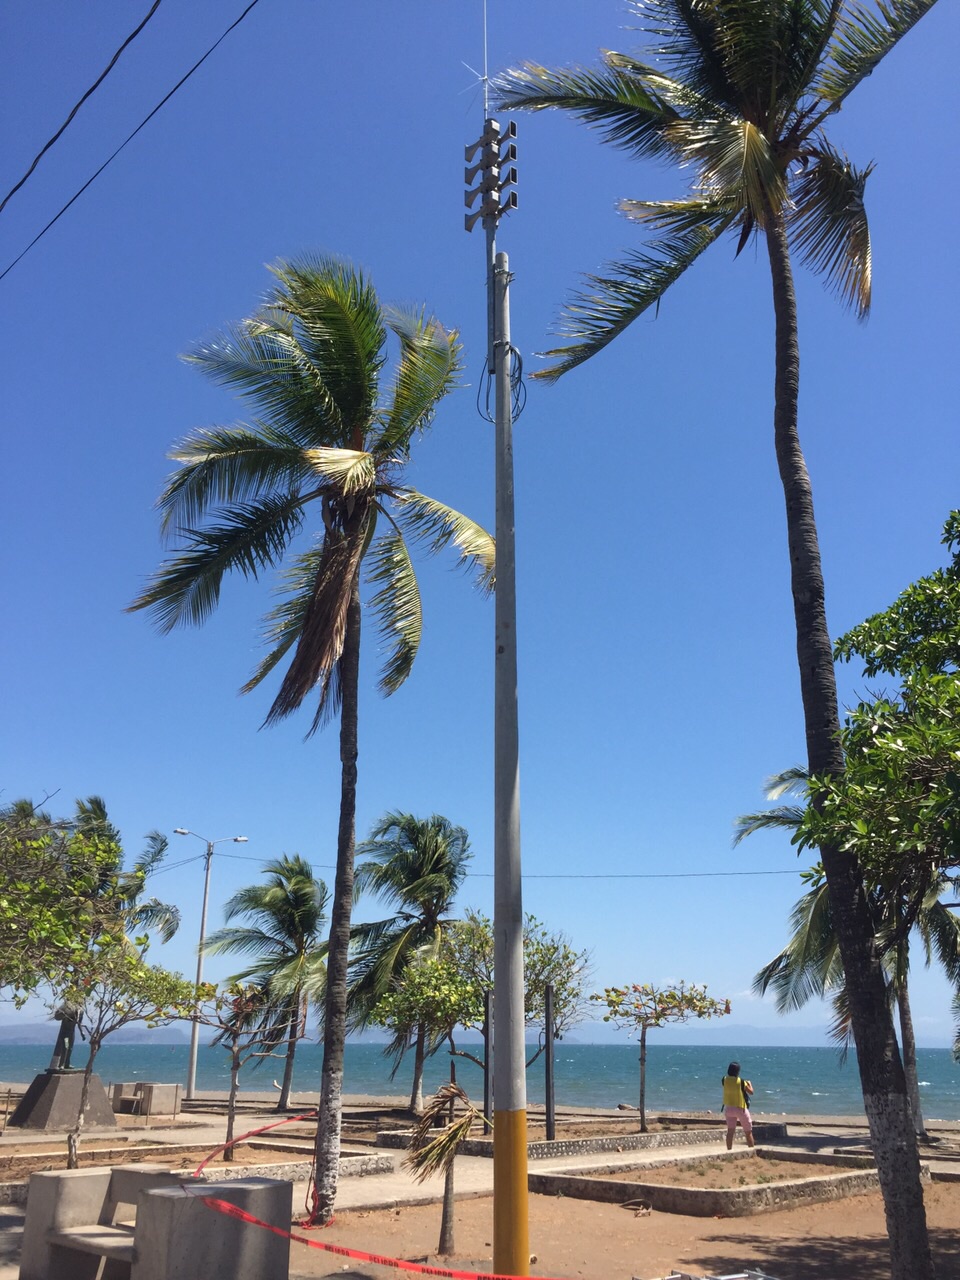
[201,1194,565,1280]
[192,1108,318,1176]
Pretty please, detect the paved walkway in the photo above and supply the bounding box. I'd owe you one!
[2,1099,957,1280]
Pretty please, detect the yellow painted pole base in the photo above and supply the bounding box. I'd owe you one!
[493,1107,529,1276]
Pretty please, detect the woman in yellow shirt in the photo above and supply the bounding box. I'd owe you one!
[721,1060,755,1150]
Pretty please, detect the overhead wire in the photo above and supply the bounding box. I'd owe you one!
[0,0,264,284]
[0,0,165,216]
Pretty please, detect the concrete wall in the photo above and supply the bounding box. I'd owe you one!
[376,1123,787,1159]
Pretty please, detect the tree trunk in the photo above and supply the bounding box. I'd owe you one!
[438,1074,456,1255]
[225,1046,240,1161]
[897,981,927,1141]
[67,1050,97,1170]
[311,582,362,1223]
[410,1022,427,1114]
[638,1024,648,1134]
[277,993,300,1111]
[766,214,933,1280]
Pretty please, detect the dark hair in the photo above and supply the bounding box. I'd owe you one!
[727,1061,740,1076]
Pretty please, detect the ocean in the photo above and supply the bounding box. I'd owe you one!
[1,1042,958,1119]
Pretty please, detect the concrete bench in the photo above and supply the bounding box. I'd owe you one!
[19,1164,291,1280]
[110,1084,181,1118]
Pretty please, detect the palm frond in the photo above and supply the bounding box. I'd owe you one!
[392,491,495,593]
[365,527,422,696]
[663,116,785,222]
[814,0,939,110]
[264,509,372,731]
[240,544,326,696]
[185,321,345,447]
[405,1083,487,1182]
[128,495,307,632]
[493,59,679,160]
[733,805,806,845]
[131,830,169,880]
[128,898,180,944]
[375,308,463,457]
[788,143,873,318]
[301,447,376,496]
[268,256,387,441]
[532,219,731,381]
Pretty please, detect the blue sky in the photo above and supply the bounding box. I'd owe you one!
[2,2,958,1047]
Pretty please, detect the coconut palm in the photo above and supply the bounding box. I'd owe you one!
[205,856,328,1110]
[746,843,960,1141]
[496,5,938,1270]
[129,255,494,1221]
[350,812,471,1111]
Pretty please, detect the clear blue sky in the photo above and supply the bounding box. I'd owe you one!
[2,2,958,1046]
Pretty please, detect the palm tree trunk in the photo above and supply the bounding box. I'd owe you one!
[766,212,932,1280]
[276,994,300,1111]
[897,981,927,1141]
[311,582,362,1223]
[410,1021,427,1114]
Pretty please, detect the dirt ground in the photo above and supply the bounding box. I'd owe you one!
[291,1182,960,1280]
[593,1154,853,1189]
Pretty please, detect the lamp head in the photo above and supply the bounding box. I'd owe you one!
[173,828,189,836]
[233,837,248,843]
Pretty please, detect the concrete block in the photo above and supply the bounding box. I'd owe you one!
[132,1177,291,1280]
[9,1070,115,1130]
[19,1169,112,1280]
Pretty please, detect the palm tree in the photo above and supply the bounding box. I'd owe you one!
[350,812,472,1111]
[74,796,181,943]
[205,855,328,1110]
[496,5,938,1271]
[745,838,960,1141]
[129,255,494,1222]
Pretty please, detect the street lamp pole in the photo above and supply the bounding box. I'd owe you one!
[173,828,248,1101]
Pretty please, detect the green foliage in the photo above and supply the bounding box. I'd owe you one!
[370,954,483,1047]
[593,981,731,1033]
[53,940,203,1054]
[835,512,960,676]
[129,255,494,734]
[494,1,937,377]
[0,795,178,1001]
[444,909,592,1043]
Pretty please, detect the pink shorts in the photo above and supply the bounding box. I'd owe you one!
[725,1105,752,1134]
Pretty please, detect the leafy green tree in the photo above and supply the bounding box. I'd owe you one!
[204,855,328,1111]
[50,941,201,1167]
[592,982,730,1132]
[350,812,472,1111]
[371,953,483,1068]
[443,910,592,1069]
[129,256,494,1222]
[496,7,938,1267]
[0,797,178,1000]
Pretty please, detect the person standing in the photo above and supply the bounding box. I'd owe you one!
[721,1060,755,1150]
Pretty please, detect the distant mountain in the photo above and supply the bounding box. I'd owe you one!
[0,1021,193,1046]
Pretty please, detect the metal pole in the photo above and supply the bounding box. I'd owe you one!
[483,987,493,1127]
[492,248,529,1276]
[185,841,213,1101]
[545,983,555,1142]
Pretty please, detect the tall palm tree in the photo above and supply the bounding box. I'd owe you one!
[496,6,938,1271]
[350,812,472,1111]
[129,255,494,1222]
[205,855,329,1110]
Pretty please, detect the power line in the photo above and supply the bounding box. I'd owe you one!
[468,869,801,880]
[0,0,165,216]
[0,0,264,284]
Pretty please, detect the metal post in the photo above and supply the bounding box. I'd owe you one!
[545,983,555,1142]
[185,842,213,1102]
[483,987,493,1127]
[492,248,529,1276]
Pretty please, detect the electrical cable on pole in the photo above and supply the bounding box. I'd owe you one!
[465,70,527,1274]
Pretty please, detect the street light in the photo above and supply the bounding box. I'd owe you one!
[174,828,248,1100]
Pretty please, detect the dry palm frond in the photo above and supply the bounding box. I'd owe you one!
[404,1083,489,1183]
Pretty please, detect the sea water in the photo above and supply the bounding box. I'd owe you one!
[0,1042,957,1119]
